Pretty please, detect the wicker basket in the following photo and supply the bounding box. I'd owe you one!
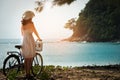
[35,40,43,52]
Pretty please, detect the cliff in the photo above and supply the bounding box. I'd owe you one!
[65,0,120,42]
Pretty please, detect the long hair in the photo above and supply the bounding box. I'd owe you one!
[21,19,33,25]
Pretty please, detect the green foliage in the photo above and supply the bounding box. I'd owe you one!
[35,0,75,12]
[71,0,120,42]
[37,65,55,80]
[7,69,18,80]
[53,0,76,6]
[38,69,51,80]
[35,1,45,12]
[7,66,53,80]
[64,18,76,30]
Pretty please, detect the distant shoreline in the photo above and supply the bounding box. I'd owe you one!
[62,37,120,43]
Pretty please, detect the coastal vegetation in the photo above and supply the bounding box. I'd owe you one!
[35,0,120,42]
[0,64,120,80]
[64,0,120,42]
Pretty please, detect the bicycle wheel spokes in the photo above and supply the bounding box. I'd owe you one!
[32,53,43,76]
[8,58,18,68]
[3,55,20,77]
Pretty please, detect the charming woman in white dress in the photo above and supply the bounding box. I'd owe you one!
[21,10,41,79]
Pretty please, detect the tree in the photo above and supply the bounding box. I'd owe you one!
[72,0,120,42]
[35,0,76,12]
[35,0,45,12]
[35,0,120,42]
[52,0,76,6]
[64,18,76,30]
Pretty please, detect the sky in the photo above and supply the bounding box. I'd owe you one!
[0,0,89,40]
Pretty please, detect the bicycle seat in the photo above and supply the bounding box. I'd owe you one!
[15,45,22,49]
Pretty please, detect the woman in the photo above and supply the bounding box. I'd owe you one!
[21,10,41,79]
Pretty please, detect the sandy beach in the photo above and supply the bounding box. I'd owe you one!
[49,65,120,80]
[0,64,120,80]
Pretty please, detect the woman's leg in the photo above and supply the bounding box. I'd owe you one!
[25,58,30,77]
[29,58,33,70]
[24,58,33,78]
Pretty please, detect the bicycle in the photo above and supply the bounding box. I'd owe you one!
[3,44,43,78]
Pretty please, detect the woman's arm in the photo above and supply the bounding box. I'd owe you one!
[32,24,42,41]
[21,26,23,36]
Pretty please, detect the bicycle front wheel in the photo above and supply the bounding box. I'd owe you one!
[32,53,43,76]
[3,54,20,77]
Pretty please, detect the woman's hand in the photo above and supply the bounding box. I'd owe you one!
[37,38,42,41]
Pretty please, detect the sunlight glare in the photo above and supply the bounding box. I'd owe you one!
[33,2,73,40]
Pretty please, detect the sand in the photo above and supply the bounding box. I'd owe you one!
[0,64,120,80]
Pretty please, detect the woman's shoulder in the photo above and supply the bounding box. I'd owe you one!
[27,22,34,26]
[22,22,34,30]
[23,22,34,27]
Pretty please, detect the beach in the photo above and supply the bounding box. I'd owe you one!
[0,64,120,80]
[49,65,120,80]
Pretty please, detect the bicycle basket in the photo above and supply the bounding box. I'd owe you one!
[35,40,43,52]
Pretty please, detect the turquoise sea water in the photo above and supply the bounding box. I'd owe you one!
[0,39,120,68]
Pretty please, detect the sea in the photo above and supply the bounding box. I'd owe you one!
[0,39,120,68]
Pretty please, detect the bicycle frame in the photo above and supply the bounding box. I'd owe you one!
[7,51,24,64]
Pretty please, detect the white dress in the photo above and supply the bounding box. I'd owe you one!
[21,23,36,58]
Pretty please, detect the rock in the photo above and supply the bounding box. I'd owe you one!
[0,72,7,80]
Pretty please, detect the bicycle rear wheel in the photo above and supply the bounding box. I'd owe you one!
[31,53,43,76]
[3,54,20,77]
